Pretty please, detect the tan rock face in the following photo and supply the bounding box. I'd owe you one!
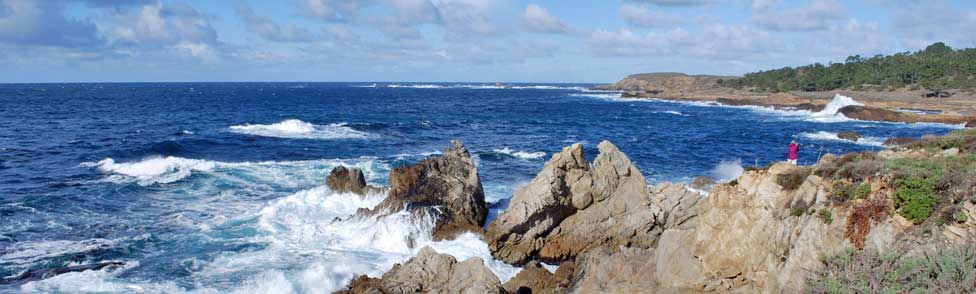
[359,140,489,241]
[337,246,505,294]
[486,141,703,265]
[327,166,383,196]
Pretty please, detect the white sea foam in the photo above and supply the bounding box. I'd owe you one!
[657,110,687,116]
[804,94,863,123]
[799,131,886,147]
[711,160,744,182]
[229,119,372,139]
[20,261,185,293]
[494,147,547,160]
[82,157,387,187]
[83,157,216,185]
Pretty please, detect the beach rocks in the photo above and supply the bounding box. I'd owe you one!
[337,246,505,294]
[485,141,703,265]
[362,140,488,240]
[327,166,381,195]
[837,131,861,142]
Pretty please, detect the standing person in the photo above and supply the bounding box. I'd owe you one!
[787,140,800,165]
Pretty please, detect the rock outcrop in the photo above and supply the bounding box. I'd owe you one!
[327,166,382,195]
[485,141,702,265]
[360,140,488,240]
[837,131,861,142]
[337,246,505,294]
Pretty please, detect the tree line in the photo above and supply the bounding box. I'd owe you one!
[719,42,976,93]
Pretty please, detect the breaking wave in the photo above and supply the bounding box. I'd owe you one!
[799,131,886,147]
[229,119,372,139]
[493,148,547,160]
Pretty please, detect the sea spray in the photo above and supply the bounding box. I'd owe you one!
[711,160,745,182]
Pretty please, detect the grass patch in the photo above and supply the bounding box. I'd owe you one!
[807,246,976,294]
[818,208,833,224]
[778,166,812,190]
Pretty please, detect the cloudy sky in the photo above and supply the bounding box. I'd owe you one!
[1,0,974,83]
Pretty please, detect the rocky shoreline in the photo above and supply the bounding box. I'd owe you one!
[332,131,976,293]
[595,73,976,127]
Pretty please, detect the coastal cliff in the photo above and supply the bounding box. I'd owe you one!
[597,72,976,126]
[338,129,976,293]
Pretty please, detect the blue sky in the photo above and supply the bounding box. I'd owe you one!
[0,0,974,83]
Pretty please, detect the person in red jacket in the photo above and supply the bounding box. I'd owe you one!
[787,140,799,165]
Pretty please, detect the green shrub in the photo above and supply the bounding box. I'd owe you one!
[954,210,969,223]
[895,177,937,224]
[818,208,833,224]
[791,199,810,217]
[807,247,976,294]
[778,166,812,190]
[854,183,871,200]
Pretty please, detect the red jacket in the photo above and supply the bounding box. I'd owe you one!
[788,143,799,160]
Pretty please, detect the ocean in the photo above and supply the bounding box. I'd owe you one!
[0,82,961,293]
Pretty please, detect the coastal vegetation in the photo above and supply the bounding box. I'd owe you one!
[808,247,976,294]
[720,42,976,93]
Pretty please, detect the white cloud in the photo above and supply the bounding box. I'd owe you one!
[632,0,714,7]
[522,4,570,34]
[751,0,781,12]
[752,0,847,31]
[0,0,102,48]
[236,4,317,43]
[585,24,782,60]
[618,3,682,28]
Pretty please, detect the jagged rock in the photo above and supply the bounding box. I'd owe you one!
[365,140,488,240]
[327,166,382,195]
[689,176,716,190]
[486,141,703,265]
[485,143,590,265]
[837,131,861,142]
[337,246,505,294]
[502,261,572,294]
[569,246,658,293]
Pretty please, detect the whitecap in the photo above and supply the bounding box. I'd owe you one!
[229,119,372,140]
[799,131,886,147]
[493,147,547,160]
[83,157,216,185]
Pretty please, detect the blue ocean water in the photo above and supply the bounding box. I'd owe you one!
[0,83,959,292]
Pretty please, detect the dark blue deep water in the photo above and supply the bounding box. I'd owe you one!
[0,83,959,293]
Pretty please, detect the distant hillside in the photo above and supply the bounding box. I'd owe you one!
[720,42,976,93]
[597,72,735,91]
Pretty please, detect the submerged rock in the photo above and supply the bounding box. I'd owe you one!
[337,246,505,294]
[837,131,861,142]
[364,140,488,241]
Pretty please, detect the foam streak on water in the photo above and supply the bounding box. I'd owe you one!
[229,119,372,139]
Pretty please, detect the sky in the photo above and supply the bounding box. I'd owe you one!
[0,0,974,83]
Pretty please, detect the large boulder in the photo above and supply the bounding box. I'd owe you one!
[484,143,590,265]
[502,261,573,294]
[327,166,382,195]
[337,246,505,294]
[363,140,488,240]
[485,141,703,265]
